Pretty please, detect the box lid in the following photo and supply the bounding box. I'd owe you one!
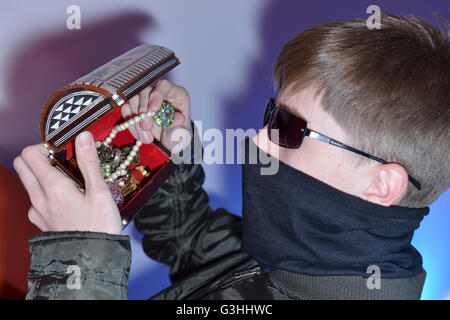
[40,44,180,152]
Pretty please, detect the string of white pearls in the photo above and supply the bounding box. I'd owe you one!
[103,110,155,147]
[104,110,155,184]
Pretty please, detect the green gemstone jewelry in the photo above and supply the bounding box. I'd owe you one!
[101,162,112,179]
[153,101,175,128]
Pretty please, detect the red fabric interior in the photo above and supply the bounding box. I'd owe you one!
[64,107,170,210]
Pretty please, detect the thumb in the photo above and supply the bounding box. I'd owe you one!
[75,131,105,192]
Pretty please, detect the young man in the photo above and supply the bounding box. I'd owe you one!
[14,14,449,299]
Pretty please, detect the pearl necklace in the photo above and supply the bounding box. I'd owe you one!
[103,110,155,184]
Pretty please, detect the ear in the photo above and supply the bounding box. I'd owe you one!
[362,163,408,206]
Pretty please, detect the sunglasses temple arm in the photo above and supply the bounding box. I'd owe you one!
[305,129,422,190]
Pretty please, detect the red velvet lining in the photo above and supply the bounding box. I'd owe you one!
[64,107,170,210]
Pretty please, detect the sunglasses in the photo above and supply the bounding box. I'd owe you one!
[263,98,421,190]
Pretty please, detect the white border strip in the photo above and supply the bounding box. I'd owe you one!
[123,58,177,96]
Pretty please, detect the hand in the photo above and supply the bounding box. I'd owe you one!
[13,132,123,235]
[121,79,193,154]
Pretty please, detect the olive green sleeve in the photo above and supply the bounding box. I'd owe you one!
[26,232,131,300]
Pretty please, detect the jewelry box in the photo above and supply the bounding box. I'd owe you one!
[40,44,180,226]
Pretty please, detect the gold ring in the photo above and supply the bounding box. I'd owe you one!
[135,165,151,178]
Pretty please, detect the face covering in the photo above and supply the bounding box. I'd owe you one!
[241,138,428,278]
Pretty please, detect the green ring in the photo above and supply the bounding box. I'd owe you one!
[153,101,175,128]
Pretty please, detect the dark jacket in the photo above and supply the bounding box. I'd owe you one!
[26,162,426,300]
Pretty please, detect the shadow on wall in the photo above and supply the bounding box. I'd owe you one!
[0,11,155,171]
[0,11,155,299]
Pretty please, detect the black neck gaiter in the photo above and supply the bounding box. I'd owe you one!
[241,138,429,279]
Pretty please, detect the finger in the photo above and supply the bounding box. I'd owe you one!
[74,131,107,194]
[171,112,186,128]
[121,101,139,140]
[137,87,152,143]
[142,80,178,131]
[20,144,66,192]
[157,81,189,114]
[137,87,151,115]
[120,101,129,119]
[28,206,49,232]
[139,127,154,144]
[128,94,139,114]
[150,79,178,113]
[146,101,185,144]
[140,115,154,132]
[149,80,172,110]
[13,156,46,209]
[141,89,164,131]
[159,112,185,138]
[128,93,144,138]
[152,112,185,139]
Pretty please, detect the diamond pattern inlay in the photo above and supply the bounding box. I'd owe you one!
[47,93,99,134]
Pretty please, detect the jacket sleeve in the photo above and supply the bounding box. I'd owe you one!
[134,125,243,284]
[26,232,131,300]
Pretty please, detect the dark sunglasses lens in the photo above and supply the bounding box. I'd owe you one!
[263,99,274,126]
[268,108,306,148]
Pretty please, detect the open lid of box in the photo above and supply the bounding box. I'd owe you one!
[40,45,180,153]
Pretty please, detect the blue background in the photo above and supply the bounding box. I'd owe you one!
[0,0,448,299]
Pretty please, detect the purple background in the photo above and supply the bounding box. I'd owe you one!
[0,0,448,299]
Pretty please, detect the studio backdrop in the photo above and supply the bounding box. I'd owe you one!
[0,0,448,300]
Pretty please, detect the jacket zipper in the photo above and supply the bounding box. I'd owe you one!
[219,267,262,289]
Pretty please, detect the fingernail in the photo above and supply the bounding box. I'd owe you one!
[141,118,153,131]
[77,131,94,150]
[141,131,151,144]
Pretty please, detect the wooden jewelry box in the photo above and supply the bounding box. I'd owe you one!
[40,45,180,226]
